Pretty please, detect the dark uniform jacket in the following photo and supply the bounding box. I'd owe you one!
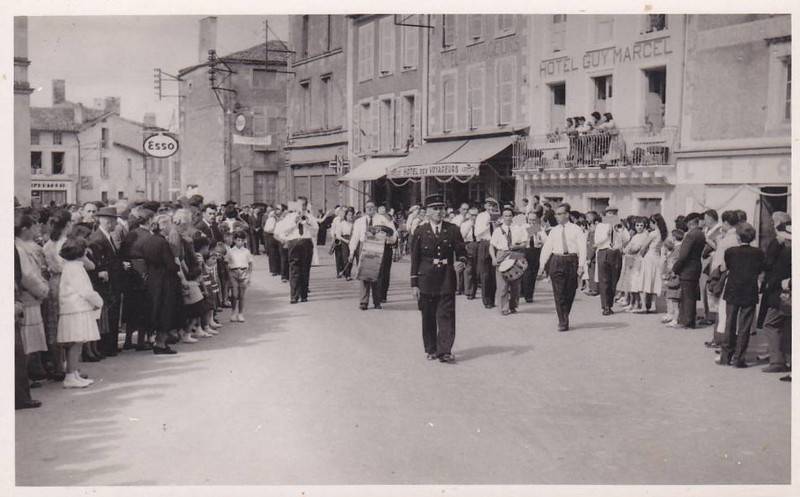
[88,228,125,296]
[410,221,467,295]
[195,219,223,244]
[723,245,765,307]
[763,243,791,309]
[672,227,706,281]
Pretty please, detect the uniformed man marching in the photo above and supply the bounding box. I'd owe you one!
[410,195,467,363]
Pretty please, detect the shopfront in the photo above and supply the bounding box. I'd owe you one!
[31,179,73,207]
[386,135,517,209]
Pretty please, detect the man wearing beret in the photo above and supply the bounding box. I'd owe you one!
[410,194,467,363]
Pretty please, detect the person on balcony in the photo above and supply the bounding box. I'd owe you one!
[575,117,593,165]
[565,118,579,162]
[598,112,624,166]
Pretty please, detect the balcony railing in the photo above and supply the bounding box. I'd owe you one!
[513,126,677,171]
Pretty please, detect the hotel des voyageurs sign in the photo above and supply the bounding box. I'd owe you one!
[539,35,673,77]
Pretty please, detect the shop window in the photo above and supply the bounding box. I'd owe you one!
[468,15,483,42]
[30,131,39,145]
[299,81,311,131]
[379,17,395,76]
[52,152,64,175]
[53,131,62,145]
[118,191,125,200]
[467,64,484,129]
[589,197,610,213]
[549,82,566,133]
[442,73,456,132]
[593,16,614,43]
[637,197,662,216]
[550,15,567,53]
[31,151,42,173]
[593,75,613,114]
[497,58,514,125]
[358,22,375,82]
[401,18,419,69]
[644,14,667,34]
[442,15,455,49]
[497,15,515,37]
[101,191,108,203]
[644,67,666,133]
[101,157,109,178]
[399,94,417,151]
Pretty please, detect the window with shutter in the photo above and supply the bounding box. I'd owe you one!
[442,73,456,132]
[379,98,393,152]
[394,96,402,150]
[412,94,420,147]
[593,16,614,43]
[401,21,419,70]
[370,100,379,151]
[497,15,514,36]
[467,65,484,129]
[468,15,483,41]
[442,15,455,49]
[379,17,394,75]
[497,58,514,125]
[551,15,566,53]
[358,23,375,82]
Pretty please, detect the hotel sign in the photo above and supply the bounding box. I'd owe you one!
[539,36,673,77]
[388,163,480,179]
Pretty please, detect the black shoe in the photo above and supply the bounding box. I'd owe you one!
[780,375,792,382]
[301,297,308,303]
[732,361,748,368]
[525,298,533,303]
[30,381,43,389]
[122,343,135,351]
[359,304,368,310]
[374,304,382,309]
[153,345,177,355]
[510,308,518,314]
[16,399,42,410]
[82,353,100,363]
[704,341,720,349]
[602,309,612,316]
[290,299,298,304]
[763,364,790,373]
[48,372,66,382]
[439,353,455,363]
[135,343,153,352]
[426,353,438,361]
[557,324,568,332]
[466,296,475,300]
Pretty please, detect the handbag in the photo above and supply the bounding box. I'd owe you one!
[182,280,204,305]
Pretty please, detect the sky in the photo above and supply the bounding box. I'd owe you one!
[28,15,289,128]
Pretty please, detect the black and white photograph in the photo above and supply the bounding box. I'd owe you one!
[5,2,797,496]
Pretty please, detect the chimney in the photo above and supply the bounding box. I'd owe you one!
[143,112,157,129]
[104,96,121,115]
[199,17,218,64]
[52,79,66,105]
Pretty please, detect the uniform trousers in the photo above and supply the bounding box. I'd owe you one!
[100,293,121,356]
[477,240,496,306]
[280,245,290,280]
[596,248,622,310]
[549,254,579,327]
[521,246,541,301]
[419,292,456,356]
[764,307,791,366]
[288,239,313,301]
[719,303,755,365]
[379,245,393,302]
[15,321,32,407]
[463,242,479,298]
[455,265,465,294]
[264,233,280,275]
[333,240,346,276]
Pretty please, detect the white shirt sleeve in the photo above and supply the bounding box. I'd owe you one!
[539,229,555,268]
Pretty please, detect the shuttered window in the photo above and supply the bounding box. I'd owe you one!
[467,65,484,129]
[370,99,379,151]
[442,73,456,132]
[497,15,514,36]
[401,18,419,69]
[442,15,455,49]
[497,58,514,125]
[468,15,483,41]
[379,17,395,75]
[358,23,375,82]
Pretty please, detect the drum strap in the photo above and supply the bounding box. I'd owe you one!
[505,227,512,249]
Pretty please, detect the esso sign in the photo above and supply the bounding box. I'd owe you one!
[143,133,179,158]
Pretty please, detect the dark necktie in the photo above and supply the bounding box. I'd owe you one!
[489,217,494,236]
[298,214,304,236]
[610,226,615,248]
[368,216,373,228]
[505,227,512,249]
[471,224,476,241]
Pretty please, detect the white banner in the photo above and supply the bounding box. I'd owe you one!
[388,162,479,179]
[233,134,272,147]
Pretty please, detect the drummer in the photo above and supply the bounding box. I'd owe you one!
[490,205,530,315]
[348,200,397,310]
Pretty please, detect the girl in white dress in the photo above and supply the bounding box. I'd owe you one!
[58,238,103,388]
[636,214,668,313]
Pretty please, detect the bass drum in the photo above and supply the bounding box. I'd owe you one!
[356,231,386,282]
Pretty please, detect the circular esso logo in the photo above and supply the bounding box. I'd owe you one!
[143,134,179,158]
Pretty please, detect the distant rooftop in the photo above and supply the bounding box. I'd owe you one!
[179,40,290,77]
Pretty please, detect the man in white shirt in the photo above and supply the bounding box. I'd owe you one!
[460,207,480,299]
[279,197,318,304]
[594,206,630,315]
[330,206,346,278]
[490,206,529,315]
[450,203,469,294]
[376,204,396,301]
[539,203,587,331]
[474,197,500,308]
[349,200,397,310]
[262,208,281,276]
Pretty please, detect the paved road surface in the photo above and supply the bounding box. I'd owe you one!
[16,250,790,485]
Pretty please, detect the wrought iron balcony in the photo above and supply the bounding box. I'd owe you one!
[512,125,678,172]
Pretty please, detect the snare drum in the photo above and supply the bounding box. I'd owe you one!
[498,253,528,282]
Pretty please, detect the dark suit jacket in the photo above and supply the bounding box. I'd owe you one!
[763,243,791,309]
[410,221,467,295]
[194,219,222,244]
[723,245,765,307]
[672,227,706,281]
[88,228,124,295]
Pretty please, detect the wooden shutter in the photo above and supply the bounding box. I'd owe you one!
[443,15,455,48]
[394,96,402,150]
[379,17,394,75]
[468,15,482,40]
[352,104,360,153]
[370,100,379,152]
[498,59,514,125]
[412,92,421,147]
[403,24,418,69]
